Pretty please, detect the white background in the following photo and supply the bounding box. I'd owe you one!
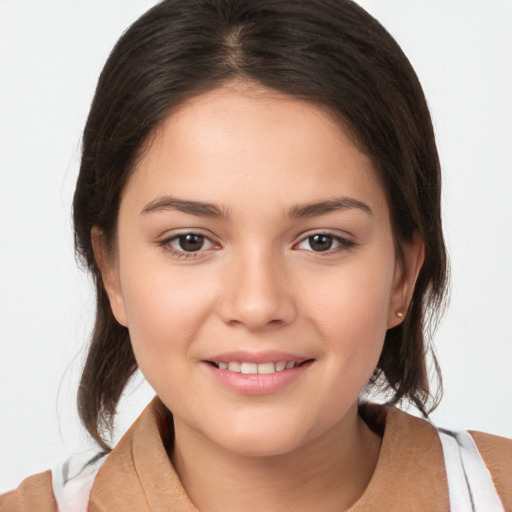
[1,0,511,491]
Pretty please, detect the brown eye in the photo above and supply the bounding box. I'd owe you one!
[159,231,218,259]
[308,234,333,252]
[177,234,206,252]
[295,232,355,253]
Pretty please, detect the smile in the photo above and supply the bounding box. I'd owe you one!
[203,356,314,394]
[208,361,307,374]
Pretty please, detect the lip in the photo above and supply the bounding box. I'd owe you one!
[201,351,314,395]
[203,350,309,365]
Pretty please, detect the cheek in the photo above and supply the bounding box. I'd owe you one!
[305,260,393,328]
[118,252,218,364]
[299,251,395,366]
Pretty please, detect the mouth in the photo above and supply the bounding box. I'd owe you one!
[203,353,314,394]
[205,360,313,375]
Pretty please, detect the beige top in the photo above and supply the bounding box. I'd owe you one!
[2,397,511,512]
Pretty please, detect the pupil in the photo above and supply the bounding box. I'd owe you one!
[310,234,332,252]
[179,234,204,252]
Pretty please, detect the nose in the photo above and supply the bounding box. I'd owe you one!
[217,248,297,331]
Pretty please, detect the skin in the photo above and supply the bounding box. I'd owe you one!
[94,82,424,511]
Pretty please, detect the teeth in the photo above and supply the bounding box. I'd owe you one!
[213,361,301,374]
[275,361,286,372]
[258,362,275,374]
[240,362,258,374]
[227,361,241,372]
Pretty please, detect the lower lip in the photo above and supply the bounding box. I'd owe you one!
[203,361,313,395]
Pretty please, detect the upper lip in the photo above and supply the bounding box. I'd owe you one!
[203,350,311,364]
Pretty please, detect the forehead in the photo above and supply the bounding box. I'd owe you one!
[125,84,387,218]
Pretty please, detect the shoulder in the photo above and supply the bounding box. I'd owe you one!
[51,450,108,512]
[0,451,107,512]
[0,471,56,512]
[470,430,512,510]
[357,403,451,509]
[360,403,512,510]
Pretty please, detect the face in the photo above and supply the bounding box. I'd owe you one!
[98,84,421,457]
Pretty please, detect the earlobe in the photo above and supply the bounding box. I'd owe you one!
[387,233,425,329]
[91,226,128,327]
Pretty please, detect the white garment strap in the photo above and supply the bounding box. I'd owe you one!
[439,429,505,512]
[51,451,107,512]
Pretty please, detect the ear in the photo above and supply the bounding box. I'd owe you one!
[387,233,424,329]
[91,226,128,327]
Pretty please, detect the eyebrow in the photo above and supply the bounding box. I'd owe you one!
[141,195,373,219]
[288,197,373,218]
[141,196,226,217]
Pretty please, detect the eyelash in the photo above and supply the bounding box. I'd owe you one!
[157,231,356,259]
[294,232,356,255]
[158,232,219,260]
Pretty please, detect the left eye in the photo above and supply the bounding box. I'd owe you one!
[167,233,215,253]
[296,233,352,252]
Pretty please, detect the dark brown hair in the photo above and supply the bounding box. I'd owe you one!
[74,0,448,449]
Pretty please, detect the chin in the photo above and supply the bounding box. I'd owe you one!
[219,434,305,458]
[203,416,316,458]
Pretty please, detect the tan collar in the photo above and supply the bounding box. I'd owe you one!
[349,404,449,511]
[89,398,196,512]
[89,397,449,511]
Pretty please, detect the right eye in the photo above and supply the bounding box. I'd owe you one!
[158,232,219,259]
[170,233,212,252]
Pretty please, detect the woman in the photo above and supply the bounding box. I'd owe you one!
[1,1,511,510]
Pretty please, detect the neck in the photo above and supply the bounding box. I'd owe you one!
[171,405,381,512]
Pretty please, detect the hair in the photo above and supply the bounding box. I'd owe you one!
[74,0,448,450]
